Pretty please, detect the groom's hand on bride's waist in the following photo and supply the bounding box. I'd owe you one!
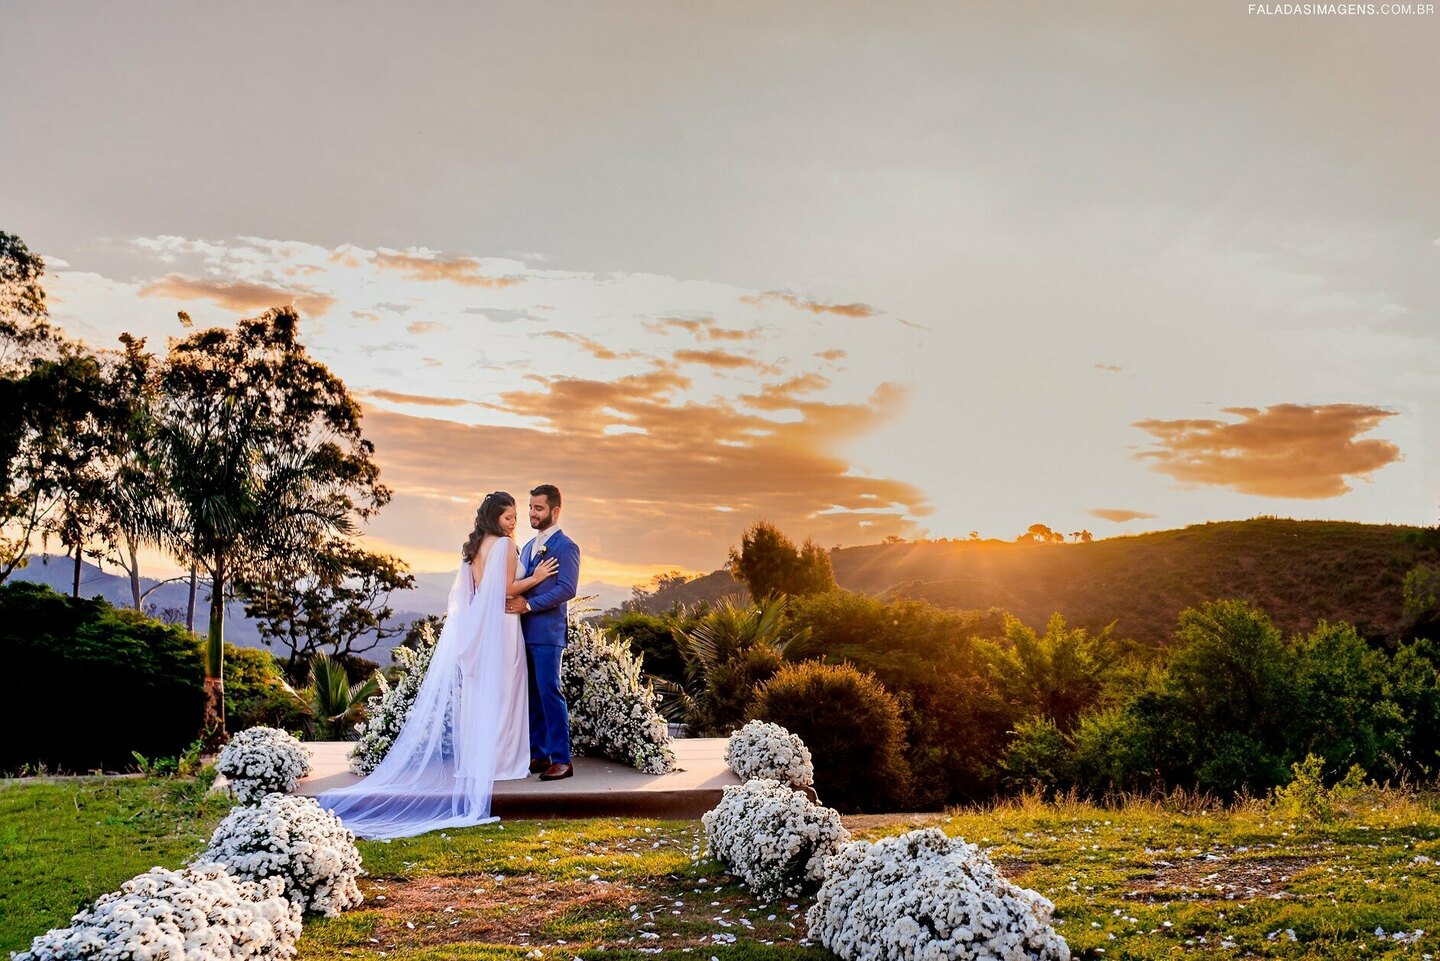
[505,597,530,614]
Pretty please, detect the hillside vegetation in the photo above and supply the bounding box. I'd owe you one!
[633,519,1429,646]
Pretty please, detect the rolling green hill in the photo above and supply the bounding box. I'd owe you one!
[631,518,1434,646]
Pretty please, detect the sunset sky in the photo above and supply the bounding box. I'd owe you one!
[4,2,1437,584]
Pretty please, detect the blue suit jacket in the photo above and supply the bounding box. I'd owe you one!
[519,530,579,647]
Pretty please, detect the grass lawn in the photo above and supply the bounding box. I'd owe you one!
[0,774,236,953]
[4,775,1440,959]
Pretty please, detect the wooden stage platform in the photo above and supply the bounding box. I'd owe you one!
[271,738,741,820]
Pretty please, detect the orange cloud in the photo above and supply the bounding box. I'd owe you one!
[1089,508,1158,523]
[741,291,878,318]
[815,349,847,361]
[741,373,831,411]
[540,330,640,361]
[139,274,336,319]
[1095,363,1124,373]
[407,320,448,335]
[360,373,926,571]
[362,389,477,408]
[372,250,522,288]
[648,316,760,341]
[672,348,776,373]
[1134,403,1401,498]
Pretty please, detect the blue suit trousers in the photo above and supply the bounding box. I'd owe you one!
[526,644,570,765]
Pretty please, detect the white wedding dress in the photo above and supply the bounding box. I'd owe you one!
[317,538,531,839]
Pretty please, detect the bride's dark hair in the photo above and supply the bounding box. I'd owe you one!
[461,491,515,563]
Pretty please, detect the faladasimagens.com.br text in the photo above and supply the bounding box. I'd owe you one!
[1249,2,1433,12]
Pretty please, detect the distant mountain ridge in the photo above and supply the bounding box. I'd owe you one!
[8,556,630,662]
[627,519,1433,645]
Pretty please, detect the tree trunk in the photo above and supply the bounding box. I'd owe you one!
[187,562,198,633]
[71,548,81,598]
[127,536,141,610]
[202,559,227,746]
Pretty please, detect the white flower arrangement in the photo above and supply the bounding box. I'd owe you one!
[806,828,1071,961]
[701,778,849,899]
[12,863,302,961]
[347,618,675,776]
[726,719,815,789]
[197,793,364,917]
[562,619,677,775]
[349,626,438,775]
[216,725,312,803]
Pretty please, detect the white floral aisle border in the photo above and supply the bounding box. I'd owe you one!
[217,725,312,803]
[807,827,1071,961]
[562,620,676,775]
[12,863,302,961]
[725,719,815,789]
[701,777,850,899]
[197,793,365,917]
[349,627,434,776]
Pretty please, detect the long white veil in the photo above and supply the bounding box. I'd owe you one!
[317,541,507,839]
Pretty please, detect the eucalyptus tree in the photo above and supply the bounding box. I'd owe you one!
[157,307,390,739]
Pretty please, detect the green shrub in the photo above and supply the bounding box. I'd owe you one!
[1290,621,1404,776]
[783,590,1008,807]
[222,644,307,733]
[751,660,910,812]
[1388,638,1440,777]
[999,715,1072,792]
[675,596,792,736]
[0,582,205,773]
[691,644,784,736]
[605,610,688,686]
[1156,600,1297,795]
[1070,704,1153,796]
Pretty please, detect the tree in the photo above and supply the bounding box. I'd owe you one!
[991,613,1112,732]
[0,231,68,583]
[727,520,836,600]
[93,334,173,610]
[1016,523,1065,544]
[238,539,414,683]
[0,230,53,370]
[156,307,390,742]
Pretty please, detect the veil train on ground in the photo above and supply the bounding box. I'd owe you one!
[317,544,507,839]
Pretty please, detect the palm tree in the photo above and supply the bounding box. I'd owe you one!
[299,654,382,740]
[671,595,805,736]
[157,308,389,743]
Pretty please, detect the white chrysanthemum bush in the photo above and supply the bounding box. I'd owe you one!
[12,863,302,961]
[349,625,435,775]
[217,725,312,803]
[726,719,814,789]
[562,619,676,775]
[807,827,1070,961]
[701,778,850,899]
[197,793,365,917]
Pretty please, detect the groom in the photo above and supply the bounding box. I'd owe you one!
[505,484,580,781]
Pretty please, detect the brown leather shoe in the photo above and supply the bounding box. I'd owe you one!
[539,762,574,781]
[529,758,550,774]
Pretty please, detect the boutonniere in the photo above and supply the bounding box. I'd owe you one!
[536,544,549,558]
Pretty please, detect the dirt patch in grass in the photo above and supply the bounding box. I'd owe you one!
[1123,855,1319,902]
[366,875,637,946]
[840,813,952,832]
[362,874,807,950]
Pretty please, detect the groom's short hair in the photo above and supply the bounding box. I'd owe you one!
[531,484,561,509]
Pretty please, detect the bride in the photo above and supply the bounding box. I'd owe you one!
[317,491,559,839]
